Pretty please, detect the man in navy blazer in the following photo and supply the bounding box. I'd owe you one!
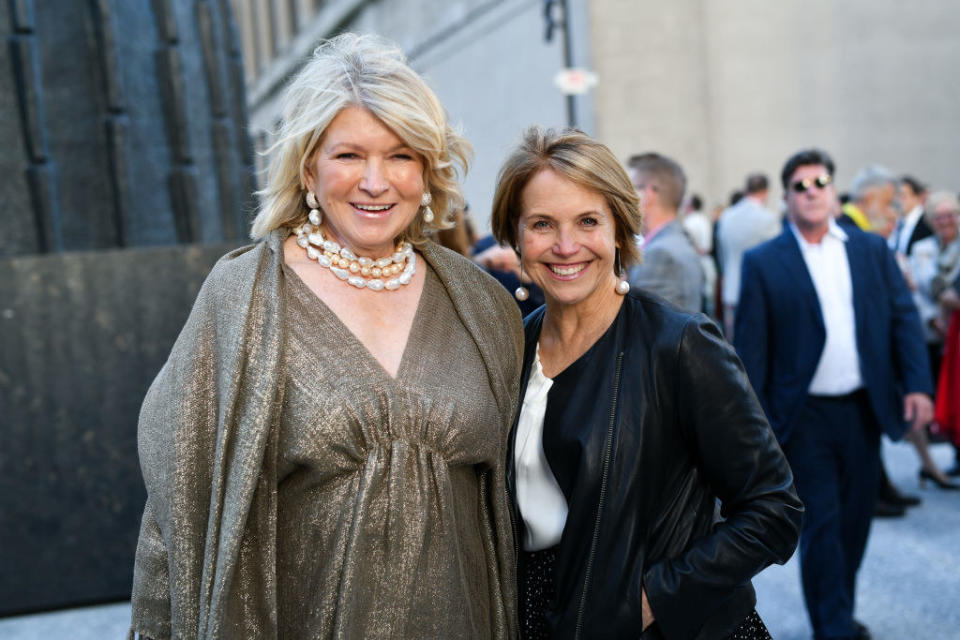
[734,149,933,640]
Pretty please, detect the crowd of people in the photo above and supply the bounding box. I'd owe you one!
[128,32,956,640]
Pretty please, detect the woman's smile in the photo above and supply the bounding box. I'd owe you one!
[351,202,397,217]
[545,261,590,279]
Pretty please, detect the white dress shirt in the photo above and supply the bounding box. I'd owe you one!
[790,220,864,395]
[514,346,568,552]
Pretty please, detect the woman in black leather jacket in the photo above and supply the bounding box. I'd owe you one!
[490,127,803,640]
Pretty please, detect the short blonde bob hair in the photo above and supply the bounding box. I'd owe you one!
[490,127,642,270]
[250,33,471,242]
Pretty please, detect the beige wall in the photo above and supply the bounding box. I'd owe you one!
[590,1,960,208]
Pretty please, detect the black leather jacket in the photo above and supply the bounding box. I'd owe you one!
[507,291,802,640]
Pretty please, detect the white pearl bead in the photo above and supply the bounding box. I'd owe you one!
[331,267,349,280]
[308,209,322,225]
[385,279,400,290]
[347,276,366,288]
[317,255,332,268]
[308,233,323,246]
[376,257,393,268]
[616,279,630,295]
[296,236,308,248]
[307,247,320,260]
[340,247,356,261]
[367,279,384,291]
[323,240,339,253]
[515,286,529,301]
[371,267,382,277]
[348,262,360,273]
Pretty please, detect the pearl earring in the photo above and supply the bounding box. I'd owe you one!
[615,248,630,295]
[515,246,529,301]
[421,192,434,223]
[306,191,322,225]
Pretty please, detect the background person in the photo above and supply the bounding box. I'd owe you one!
[492,127,802,640]
[914,191,960,478]
[626,152,704,313]
[735,149,933,640]
[716,173,780,338]
[130,34,523,639]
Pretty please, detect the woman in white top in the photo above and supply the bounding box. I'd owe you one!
[490,127,802,640]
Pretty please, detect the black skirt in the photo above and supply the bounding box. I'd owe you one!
[519,547,772,640]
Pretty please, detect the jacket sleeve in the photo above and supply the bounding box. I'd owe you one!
[732,251,769,409]
[629,246,685,309]
[882,242,934,396]
[643,316,803,639]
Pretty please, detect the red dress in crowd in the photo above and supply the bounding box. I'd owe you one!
[935,310,960,445]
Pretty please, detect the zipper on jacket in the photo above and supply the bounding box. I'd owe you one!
[574,352,624,639]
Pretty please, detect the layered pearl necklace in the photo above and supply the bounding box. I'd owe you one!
[293,220,416,291]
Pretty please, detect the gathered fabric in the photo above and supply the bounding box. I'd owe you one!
[129,230,522,640]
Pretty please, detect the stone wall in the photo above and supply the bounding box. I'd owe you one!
[589,0,960,206]
[1,0,255,255]
[0,243,235,615]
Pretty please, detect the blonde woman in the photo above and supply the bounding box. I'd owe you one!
[130,34,522,639]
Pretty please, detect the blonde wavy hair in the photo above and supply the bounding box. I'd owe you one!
[250,33,472,243]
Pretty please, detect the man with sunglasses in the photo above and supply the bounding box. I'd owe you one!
[733,149,933,640]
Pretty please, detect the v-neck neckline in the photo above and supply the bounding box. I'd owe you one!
[282,260,434,384]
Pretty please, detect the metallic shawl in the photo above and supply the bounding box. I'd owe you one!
[129,230,523,639]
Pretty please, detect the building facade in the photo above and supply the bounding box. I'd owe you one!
[233,0,960,230]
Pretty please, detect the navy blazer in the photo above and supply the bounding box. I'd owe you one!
[734,226,932,445]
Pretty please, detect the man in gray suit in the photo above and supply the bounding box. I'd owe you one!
[716,173,781,338]
[627,153,704,312]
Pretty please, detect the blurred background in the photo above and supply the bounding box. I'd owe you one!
[1,0,958,636]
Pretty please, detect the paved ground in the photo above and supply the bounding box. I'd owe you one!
[755,439,960,639]
[1,441,958,639]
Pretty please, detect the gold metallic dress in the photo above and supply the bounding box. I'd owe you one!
[277,263,504,638]
[129,233,521,640]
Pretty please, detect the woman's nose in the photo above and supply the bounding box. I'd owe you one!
[553,230,580,256]
[360,160,388,196]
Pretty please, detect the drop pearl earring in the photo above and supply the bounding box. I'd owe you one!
[615,248,630,294]
[421,192,434,223]
[515,246,529,301]
[306,191,322,225]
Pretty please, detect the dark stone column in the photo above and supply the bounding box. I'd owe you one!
[0,0,257,614]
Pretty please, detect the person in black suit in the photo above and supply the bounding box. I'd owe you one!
[892,175,934,258]
[735,149,934,640]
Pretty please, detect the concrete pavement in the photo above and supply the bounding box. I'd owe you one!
[1,440,958,639]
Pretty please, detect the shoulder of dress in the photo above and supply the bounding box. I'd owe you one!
[424,242,517,306]
[192,240,274,315]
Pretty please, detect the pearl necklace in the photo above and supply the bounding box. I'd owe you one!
[293,222,416,291]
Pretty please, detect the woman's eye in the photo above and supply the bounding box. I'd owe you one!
[392,153,414,161]
[581,217,598,226]
[335,152,358,159]
[531,220,551,230]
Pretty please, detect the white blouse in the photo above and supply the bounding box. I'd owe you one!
[514,345,569,551]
